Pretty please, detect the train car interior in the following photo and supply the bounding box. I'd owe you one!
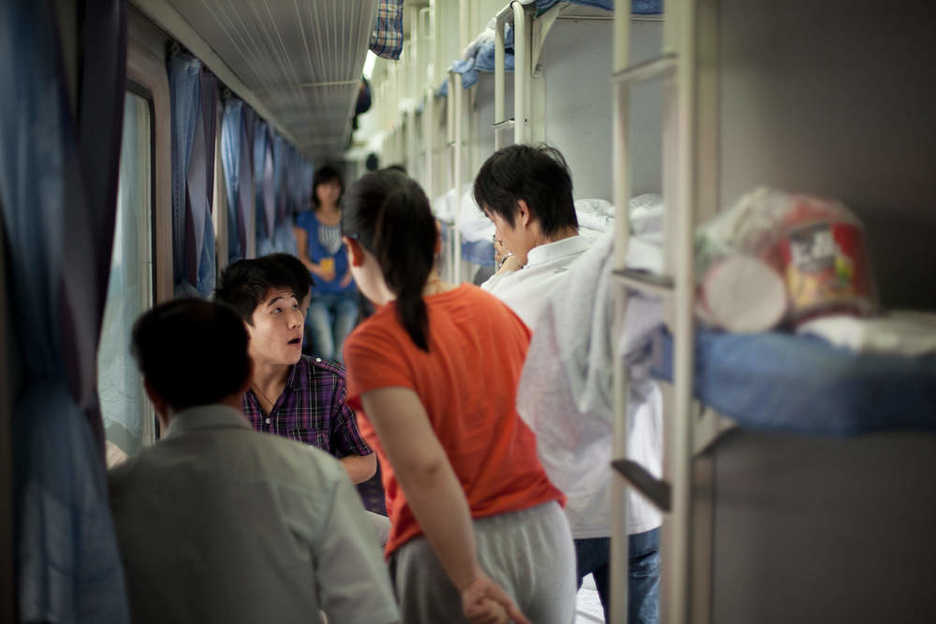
[1,1,935,623]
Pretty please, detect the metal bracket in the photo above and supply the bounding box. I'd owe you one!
[612,458,672,513]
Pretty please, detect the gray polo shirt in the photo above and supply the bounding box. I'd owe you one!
[108,404,399,624]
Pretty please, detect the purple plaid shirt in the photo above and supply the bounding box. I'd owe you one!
[242,355,385,514]
[243,355,371,457]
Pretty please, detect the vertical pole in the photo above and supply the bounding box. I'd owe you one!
[453,72,463,283]
[512,1,529,144]
[459,0,470,56]
[494,9,507,150]
[671,0,697,621]
[424,87,434,199]
[610,1,632,622]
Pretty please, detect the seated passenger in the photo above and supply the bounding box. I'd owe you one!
[340,168,575,624]
[474,144,661,623]
[265,252,387,517]
[108,299,399,624]
[214,257,377,487]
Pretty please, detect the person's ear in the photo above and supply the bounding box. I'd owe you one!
[516,199,532,229]
[343,236,366,267]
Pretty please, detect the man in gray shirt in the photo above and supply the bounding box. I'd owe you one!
[108,299,399,624]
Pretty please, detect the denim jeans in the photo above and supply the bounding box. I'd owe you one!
[304,293,359,362]
[574,528,660,624]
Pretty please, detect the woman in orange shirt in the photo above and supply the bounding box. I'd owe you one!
[341,169,575,624]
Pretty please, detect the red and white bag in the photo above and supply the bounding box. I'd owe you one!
[696,188,876,332]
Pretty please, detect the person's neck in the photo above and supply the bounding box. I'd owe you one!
[220,393,245,411]
[317,202,340,217]
[158,393,245,431]
[250,359,291,402]
[421,271,457,297]
[536,226,578,248]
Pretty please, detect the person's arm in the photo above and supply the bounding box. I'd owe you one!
[339,270,353,289]
[293,226,315,272]
[339,453,376,484]
[332,377,378,484]
[360,387,530,624]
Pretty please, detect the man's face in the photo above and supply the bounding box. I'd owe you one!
[246,288,305,367]
[485,207,526,258]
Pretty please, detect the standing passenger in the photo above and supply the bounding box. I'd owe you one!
[214,258,377,486]
[340,169,575,624]
[474,144,662,623]
[294,164,359,362]
[109,299,399,624]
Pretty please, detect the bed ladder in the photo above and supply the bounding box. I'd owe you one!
[610,0,698,623]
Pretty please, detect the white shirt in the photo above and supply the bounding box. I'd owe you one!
[108,404,399,624]
[488,233,664,538]
[481,235,594,326]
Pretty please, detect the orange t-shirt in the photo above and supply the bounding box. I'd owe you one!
[343,284,564,557]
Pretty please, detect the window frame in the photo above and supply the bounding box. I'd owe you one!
[99,86,157,455]
[126,15,173,440]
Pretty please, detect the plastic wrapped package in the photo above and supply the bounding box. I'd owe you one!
[431,187,458,224]
[575,198,615,235]
[696,188,876,333]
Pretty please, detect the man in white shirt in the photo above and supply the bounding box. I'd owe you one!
[476,144,661,623]
[108,299,399,624]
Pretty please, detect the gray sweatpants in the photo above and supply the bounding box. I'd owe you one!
[389,501,576,624]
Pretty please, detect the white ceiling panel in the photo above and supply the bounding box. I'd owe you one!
[160,0,378,158]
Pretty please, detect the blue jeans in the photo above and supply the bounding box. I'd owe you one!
[575,528,660,624]
[305,293,359,362]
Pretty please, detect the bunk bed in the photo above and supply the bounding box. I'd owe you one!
[610,0,936,622]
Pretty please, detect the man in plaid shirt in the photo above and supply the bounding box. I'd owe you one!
[215,256,378,487]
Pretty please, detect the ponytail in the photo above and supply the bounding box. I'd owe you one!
[343,170,437,352]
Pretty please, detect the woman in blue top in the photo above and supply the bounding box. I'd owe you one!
[294,165,359,362]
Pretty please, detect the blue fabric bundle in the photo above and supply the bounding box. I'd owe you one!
[650,327,936,436]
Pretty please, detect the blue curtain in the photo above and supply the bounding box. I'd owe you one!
[221,99,255,262]
[169,54,199,295]
[169,54,217,297]
[197,71,218,294]
[0,1,131,621]
[253,117,275,257]
[221,100,244,261]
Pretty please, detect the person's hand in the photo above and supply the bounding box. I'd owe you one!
[316,262,336,282]
[461,574,530,624]
[339,271,353,289]
[495,253,526,275]
[493,238,508,266]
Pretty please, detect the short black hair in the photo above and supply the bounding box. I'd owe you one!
[214,256,307,324]
[131,299,251,411]
[312,164,344,207]
[473,144,578,236]
[263,253,313,301]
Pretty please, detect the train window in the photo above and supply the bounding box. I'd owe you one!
[97,90,155,464]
